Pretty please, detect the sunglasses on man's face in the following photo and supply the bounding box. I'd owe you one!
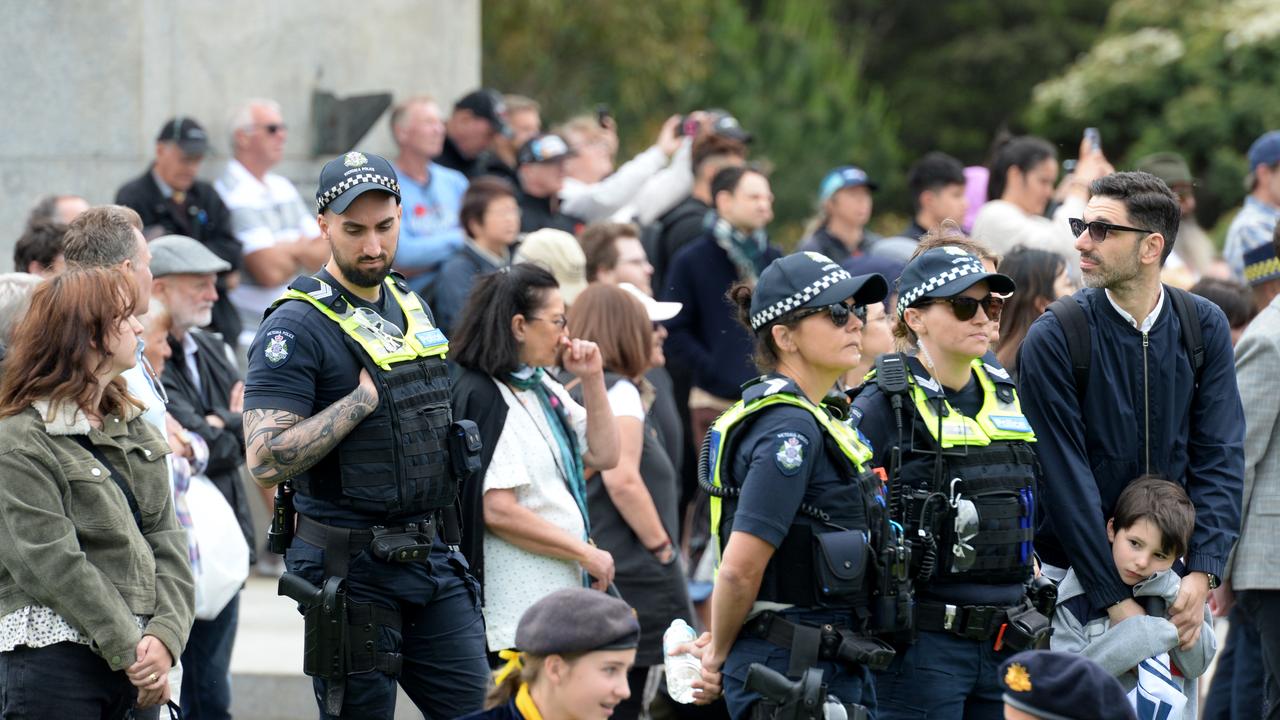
[1069,217,1156,244]
[793,301,868,328]
[920,294,1005,323]
[258,123,287,136]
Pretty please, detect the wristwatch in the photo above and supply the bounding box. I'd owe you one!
[1205,572,1220,590]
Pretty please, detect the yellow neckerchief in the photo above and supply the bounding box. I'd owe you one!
[515,683,544,720]
[494,648,524,687]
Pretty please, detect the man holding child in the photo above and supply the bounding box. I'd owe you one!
[1019,171,1244,649]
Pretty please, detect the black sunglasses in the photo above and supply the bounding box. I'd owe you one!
[919,294,1005,322]
[793,302,868,328]
[257,122,288,135]
[1069,217,1156,244]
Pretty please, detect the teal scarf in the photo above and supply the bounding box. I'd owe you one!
[507,366,590,538]
[708,212,770,282]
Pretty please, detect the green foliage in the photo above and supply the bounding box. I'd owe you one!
[481,0,1110,244]
[484,0,902,247]
[853,0,1112,167]
[1025,0,1280,231]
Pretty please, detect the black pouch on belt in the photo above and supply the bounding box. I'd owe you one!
[813,530,870,607]
[369,522,434,563]
[1000,604,1053,652]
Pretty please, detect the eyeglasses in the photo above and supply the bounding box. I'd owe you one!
[254,123,288,135]
[919,294,1005,322]
[792,302,868,328]
[529,314,567,330]
[1069,218,1156,244]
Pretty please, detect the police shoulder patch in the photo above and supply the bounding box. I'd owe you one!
[773,432,810,476]
[263,329,296,368]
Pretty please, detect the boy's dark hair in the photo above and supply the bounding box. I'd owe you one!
[1090,171,1182,265]
[908,152,966,211]
[1112,475,1195,558]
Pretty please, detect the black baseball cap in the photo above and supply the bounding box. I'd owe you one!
[749,251,888,331]
[517,133,575,166]
[706,109,752,143]
[455,88,510,137]
[895,246,1015,319]
[315,151,401,215]
[157,117,209,156]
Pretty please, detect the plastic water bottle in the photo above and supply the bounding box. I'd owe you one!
[663,618,701,704]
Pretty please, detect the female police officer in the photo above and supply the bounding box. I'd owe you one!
[699,252,891,719]
[850,244,1045,719]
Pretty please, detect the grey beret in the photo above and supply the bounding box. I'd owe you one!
[149,234,231,277]
[515,588,640,655]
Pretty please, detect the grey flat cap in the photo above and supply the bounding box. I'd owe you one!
[149,234,231,277]
[514,588,640,655]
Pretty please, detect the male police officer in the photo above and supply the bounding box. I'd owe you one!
[243,151,488,719]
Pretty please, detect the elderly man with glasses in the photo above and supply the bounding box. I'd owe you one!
[215,98,329,351]
[1019,171,1243,668]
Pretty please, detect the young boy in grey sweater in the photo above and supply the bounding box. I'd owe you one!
[1051,476,1216,718]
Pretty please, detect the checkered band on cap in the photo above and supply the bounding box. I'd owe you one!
[1246,256,1280,285]
[750,268,853,331]
[896,259,985,317]
[316,172,401,212]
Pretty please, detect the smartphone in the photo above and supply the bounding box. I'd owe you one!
[596,104,611,128]
[1084,127,1101,155]
[675,115,700,137]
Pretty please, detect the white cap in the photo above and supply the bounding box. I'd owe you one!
[619,282,682,322]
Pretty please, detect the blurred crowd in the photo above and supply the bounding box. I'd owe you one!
[2,86,1279,720]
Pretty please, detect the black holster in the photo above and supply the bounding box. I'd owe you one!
[745,663,870,720]
[278,573,403,717]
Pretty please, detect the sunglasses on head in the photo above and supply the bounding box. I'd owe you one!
[792,301,868,328]
[1069,217,1156,244]
[918,294,1005,322]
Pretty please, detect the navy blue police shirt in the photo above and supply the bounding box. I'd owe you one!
[725,375,856,557]
[243,267,412,527]
[852,366,1025,606]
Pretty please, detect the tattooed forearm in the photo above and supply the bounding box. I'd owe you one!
[243,385,378,488]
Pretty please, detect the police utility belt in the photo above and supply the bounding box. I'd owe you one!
[295,512,456,578]
[913,597,1050,652]
[746,612,896,676]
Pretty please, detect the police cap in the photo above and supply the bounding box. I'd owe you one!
[316,151,401,215]
[896,246,1015,319]
[514,588,640,656]
[749,252,888,332]
[1000,650,1135,720]
[1244,240,1280,287]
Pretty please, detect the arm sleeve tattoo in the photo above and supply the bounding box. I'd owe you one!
[243,383,377,487]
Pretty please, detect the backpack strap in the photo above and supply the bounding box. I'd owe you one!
[1166,286,1205,385]
[1045,297,1092,396]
